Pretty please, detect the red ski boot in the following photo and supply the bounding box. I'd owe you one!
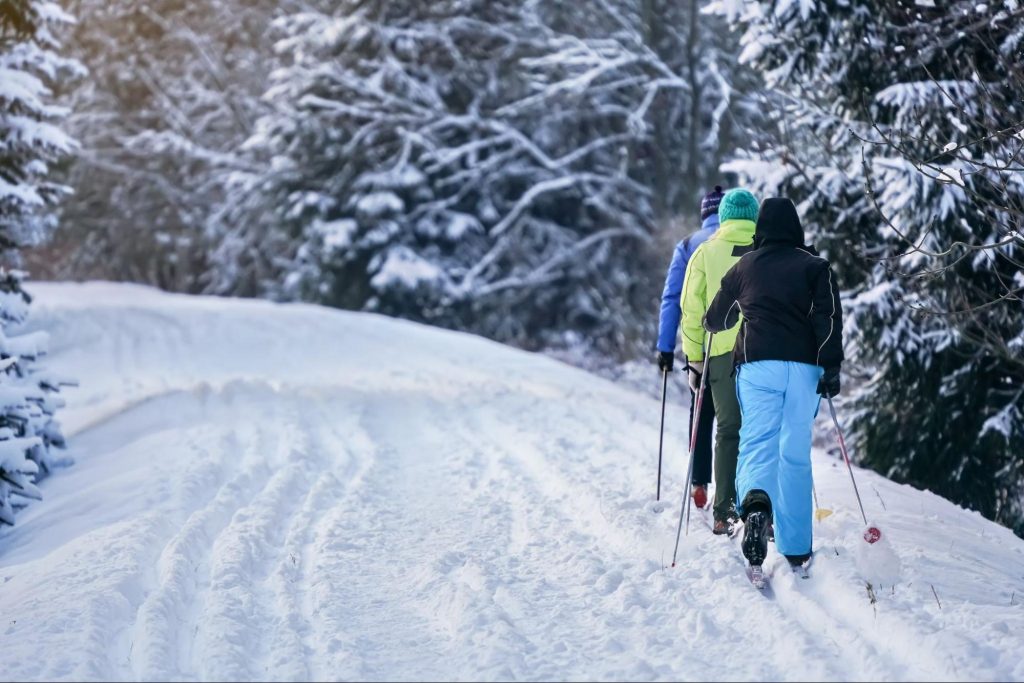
[691,484,708,509]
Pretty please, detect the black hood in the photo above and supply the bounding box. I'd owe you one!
[754,197,805,248]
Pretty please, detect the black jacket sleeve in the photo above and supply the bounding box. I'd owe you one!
[811,262,844,367]
[703,268,741,333]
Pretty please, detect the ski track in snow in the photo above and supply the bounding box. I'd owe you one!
[1,282,1023,682]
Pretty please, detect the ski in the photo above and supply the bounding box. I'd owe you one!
[747,565,767,590]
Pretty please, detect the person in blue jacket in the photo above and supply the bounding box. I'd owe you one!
[655,185,725,510]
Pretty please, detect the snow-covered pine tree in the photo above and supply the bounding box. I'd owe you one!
[233,0,648,352]
[0,0,77,525]
[29,0,756,364]
[232,0,751,357]
[1,0,80,247]
[0,269,71,525]
[45,0,290,292]
[709,0,1024,533]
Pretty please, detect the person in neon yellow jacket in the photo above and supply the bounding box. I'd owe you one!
[680,188,759,534]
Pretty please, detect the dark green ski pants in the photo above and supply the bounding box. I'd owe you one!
[707,353,740,521]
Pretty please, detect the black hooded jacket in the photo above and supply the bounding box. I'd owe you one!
[703,198,844,369]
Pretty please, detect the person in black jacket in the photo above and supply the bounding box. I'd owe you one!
[703,197,843,573]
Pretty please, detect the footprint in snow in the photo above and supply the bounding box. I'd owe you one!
[595,569,624,595]
[433,550,468,574]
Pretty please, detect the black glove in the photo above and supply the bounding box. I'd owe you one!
[687,361,704,393]
[817,366,841,398]
[657,351,674,372]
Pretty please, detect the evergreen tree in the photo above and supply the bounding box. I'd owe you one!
[0,1,77,525]
[709,0,1024,533]
[1,0,80,250]
[0,269,71,525]
[32,0,756,363]
[234,0,751,356]
[44,0,288,292]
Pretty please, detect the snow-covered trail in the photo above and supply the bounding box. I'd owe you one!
[1,283,1022,682]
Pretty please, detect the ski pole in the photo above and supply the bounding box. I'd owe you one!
[671,333,713,567]
[656,367,669,501]
[684,335,714,537]
[826,396,881,543]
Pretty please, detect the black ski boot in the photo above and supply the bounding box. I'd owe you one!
[742,511,770,566]
[786,552,811,566]
[740,489,772,567]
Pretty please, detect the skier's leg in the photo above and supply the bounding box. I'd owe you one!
[775,362,822,560]
[734,360,786,517]
[708,353,741,522]
[691,385,715,486]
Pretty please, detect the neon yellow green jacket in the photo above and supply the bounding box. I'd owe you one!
[680,218,756,361]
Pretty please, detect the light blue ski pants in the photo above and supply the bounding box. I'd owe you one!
[735,360,823,558]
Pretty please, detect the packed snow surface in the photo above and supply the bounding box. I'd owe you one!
[2,283,1023,681]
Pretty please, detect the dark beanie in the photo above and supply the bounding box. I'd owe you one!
[700,185,725,221]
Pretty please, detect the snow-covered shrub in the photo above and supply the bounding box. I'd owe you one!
[0,270,70,525]
[709,0,1024,534]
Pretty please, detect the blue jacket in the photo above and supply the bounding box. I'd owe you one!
[656,213,719,353]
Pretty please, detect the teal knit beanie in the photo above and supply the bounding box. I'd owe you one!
[718,188,759,223]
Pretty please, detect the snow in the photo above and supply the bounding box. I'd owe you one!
[0,176,46,208]
[936,166,967,187]
[0,67,47,111]
[0,385,33,411]
[0,437,42,473]
[370,247,445,290]
[354,166,426,192]
[415,212,483,242]
[849,281,895,309]
[444,212,482,240]
[981,401,1020,440]
[853,528,903,586]
[1,282,1023,681]
[2,329,49,358]
[315,219,359,253]
[773,0,816,21]
[355,191,404,217]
